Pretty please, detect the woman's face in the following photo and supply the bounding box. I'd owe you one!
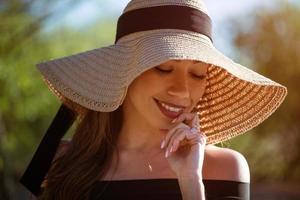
[122,59,208,130]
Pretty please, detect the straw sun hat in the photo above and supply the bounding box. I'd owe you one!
[37,0,287,145]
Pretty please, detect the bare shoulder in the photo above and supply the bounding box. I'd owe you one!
[203,144,250,183]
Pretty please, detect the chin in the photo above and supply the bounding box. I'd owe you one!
[156,120,173,131]
[159,128,169,133]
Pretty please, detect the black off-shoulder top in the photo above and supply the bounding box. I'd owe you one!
[89,178,250,200]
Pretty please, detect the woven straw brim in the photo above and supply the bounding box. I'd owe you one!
[37,29,287,145]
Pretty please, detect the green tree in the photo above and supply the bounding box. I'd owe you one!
[229,1,300,183]
[0,0,116,199]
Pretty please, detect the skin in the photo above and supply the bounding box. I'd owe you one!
[117,59,209,178]
[118,59,208,146]
[114,59,210,199]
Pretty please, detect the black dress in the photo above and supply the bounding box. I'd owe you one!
[89,178,250,200]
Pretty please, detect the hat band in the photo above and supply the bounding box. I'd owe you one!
[20,104,77,196]
[115,5,213,43]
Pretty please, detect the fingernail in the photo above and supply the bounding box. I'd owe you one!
[165,150,169,158]
[161,140,165,149]
[171,118,177,123]
[170,146,173,152]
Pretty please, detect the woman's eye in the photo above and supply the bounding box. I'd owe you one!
[154,67,172,73]
[191,74,207,80]
[155,67,206,80]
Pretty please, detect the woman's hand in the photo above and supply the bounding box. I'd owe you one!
[161,112,207,178]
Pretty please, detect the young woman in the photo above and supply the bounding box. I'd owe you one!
[20,0,287,199]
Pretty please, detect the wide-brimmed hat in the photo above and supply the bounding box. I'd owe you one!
[36,0,287,144]
[21,0,287,195]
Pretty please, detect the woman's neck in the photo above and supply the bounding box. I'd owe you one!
[116,123,165,153]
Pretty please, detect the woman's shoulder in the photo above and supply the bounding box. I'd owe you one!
[203,144,250,183]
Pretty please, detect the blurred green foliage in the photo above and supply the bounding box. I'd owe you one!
[0,0,116,198]
[0,0,299,199]
[225,2,300,183]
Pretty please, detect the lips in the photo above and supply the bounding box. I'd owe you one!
[156,99,186,109]
[154,99,184,119]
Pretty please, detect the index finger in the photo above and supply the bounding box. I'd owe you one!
[161,123,189,149]
[172,112,200,129]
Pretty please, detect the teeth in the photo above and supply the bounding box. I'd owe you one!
[159,101,183,113]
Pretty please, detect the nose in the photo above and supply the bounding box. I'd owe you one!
[167,76,190,99]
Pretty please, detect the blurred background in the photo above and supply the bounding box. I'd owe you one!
[0,0,299,199]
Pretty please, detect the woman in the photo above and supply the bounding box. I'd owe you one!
[21,0,287,199]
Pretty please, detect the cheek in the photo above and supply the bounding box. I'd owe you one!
[138,72,167,93]
[198,82,207,97]
[128,72,165,100]
[190,81,207,105]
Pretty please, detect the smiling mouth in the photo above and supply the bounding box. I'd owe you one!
[154,98,185,119]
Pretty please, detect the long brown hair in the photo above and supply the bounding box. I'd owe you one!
[39,103,123,199]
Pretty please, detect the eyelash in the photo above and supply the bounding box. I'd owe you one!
[154,67,206,80]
